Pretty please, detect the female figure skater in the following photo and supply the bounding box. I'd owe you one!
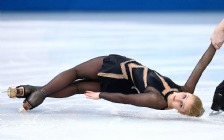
[8,42,219,117]
[8,19,224,117]
[210,19,224,111]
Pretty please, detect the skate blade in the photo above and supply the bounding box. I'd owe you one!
[19,107,27,113]
[209,111,222,116]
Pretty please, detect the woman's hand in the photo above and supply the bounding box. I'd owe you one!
[211,19,224,49]
[84,91,100,100]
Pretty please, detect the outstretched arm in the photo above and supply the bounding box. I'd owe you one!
[84,91,167,110]
[182,43,216,93]
[184,19,224,93]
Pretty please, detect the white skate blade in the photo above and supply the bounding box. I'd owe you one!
[19,107,27,113]
[209,111,222,116]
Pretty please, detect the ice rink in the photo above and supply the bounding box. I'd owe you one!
[0,12,224,140]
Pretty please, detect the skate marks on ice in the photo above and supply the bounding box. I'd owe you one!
[1,86,224,127]
[1,94,224,140]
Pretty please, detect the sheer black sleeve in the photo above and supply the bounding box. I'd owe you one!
[182,43,216,93]
[99,92,167,110]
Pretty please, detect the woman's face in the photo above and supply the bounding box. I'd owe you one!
[168,92,195,114]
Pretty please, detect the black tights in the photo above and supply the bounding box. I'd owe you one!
[48,80,100,98]
[42,56,105,98]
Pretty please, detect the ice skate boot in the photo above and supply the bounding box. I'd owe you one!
[23,89,46,110]
[211,80,224,111]
[7,85,41,98]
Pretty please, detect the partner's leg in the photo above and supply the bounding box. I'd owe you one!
[211,80,224,111]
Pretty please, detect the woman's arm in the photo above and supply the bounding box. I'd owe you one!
[183,19,224,93]
[182,43,216,93]
[84,91,167,109]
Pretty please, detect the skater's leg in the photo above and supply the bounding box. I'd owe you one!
[43,56,105,95]
[49,80,100,98]
[23,56,105,110]
[23,80,100,109]
[8,80,100,98]
[211,80,224,111]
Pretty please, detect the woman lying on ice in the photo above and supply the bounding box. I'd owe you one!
[8,19,224,117]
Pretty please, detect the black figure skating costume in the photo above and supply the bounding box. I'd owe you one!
[98,54,182,109]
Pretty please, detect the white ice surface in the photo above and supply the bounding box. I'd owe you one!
[0,12,224,140]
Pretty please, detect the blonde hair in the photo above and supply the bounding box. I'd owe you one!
[182,95,205,117]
